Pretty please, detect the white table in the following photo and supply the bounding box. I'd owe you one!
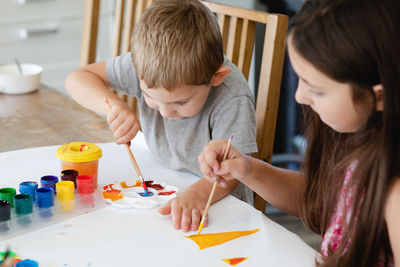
[0,132,317,266]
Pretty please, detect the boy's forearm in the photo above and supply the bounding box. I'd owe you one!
[240,156,305,216]
[65,63,121,115]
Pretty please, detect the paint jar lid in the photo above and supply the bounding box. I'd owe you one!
[56,142,102,162]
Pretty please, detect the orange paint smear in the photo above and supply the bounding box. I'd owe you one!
[186,229,259,250]
[222,257,249,266]
[120,181,142,188]
[102,184,124,201]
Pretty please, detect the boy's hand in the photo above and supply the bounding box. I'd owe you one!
[198,140,249,185]
[106,102,141,144]
[159,185,209,232]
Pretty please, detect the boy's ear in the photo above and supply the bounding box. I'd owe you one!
[210,66,232,87]
[372,84,384,111]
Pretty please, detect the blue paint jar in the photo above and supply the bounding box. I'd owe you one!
[40,175,59,194]
[19,181,38,202]
[16,259,39,267]
[36,187,54,218]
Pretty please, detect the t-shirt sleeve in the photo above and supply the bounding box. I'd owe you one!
[105,52,141,98]
[211,95,258,155]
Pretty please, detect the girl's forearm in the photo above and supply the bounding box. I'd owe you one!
[239,156,305,216]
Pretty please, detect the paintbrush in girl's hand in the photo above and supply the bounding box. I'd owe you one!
[104,97,150,196]
[197,133,234,235]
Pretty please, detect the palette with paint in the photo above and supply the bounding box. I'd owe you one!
[102,180,178,209]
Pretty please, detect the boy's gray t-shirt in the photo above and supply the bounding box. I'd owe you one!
[106,53,257,201]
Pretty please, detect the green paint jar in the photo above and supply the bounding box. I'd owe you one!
[0,188,16,208]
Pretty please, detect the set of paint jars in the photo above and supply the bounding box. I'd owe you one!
[0,171,101,239]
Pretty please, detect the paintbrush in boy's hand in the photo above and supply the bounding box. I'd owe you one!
[104,97,150,196]
[197,133,234,235]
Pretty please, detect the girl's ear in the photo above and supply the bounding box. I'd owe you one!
[210,66,232,87]
[372,84,384,111]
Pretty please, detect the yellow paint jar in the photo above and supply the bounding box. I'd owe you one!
[56,181,75,212]
[56,142,102,189]
[56,181,75,201]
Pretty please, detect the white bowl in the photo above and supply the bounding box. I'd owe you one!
[0,63,43,94]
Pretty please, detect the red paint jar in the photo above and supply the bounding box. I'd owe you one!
[76,175,94,195]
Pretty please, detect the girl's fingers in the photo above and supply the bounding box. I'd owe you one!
[202,140,228,170]
[198,153,218,182]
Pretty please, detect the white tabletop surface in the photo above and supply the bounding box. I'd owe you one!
[0,132,317,267]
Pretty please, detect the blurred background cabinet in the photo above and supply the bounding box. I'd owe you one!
[0,0,113,93]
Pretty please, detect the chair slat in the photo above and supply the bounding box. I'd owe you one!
[146,0,153,8]
[255,14,288,162]
[217,14,230,53]
[81,0,100,66]
[112,0,125,57]
[137,0,148,15]
[226,17,243,66]
[202,2,269,24]
[237,19,256,80]
[122,0,137,53]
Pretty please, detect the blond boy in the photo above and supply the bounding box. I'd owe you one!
[65,0,257,232]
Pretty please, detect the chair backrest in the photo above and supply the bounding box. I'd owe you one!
[201,2,288,212]
[80,0,288,212]
[81,0,155,112]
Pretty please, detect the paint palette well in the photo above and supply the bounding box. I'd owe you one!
[102,180,178,209]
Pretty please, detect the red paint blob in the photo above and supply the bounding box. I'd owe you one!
[145,181,164,190]
[158,191,176,196]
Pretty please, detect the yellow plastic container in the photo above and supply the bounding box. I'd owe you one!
[56,181,75,211]
[56,142,102,189]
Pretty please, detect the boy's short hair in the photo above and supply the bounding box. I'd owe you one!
[131,0,224,90]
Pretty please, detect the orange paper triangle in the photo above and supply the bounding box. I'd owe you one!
[222,257,249,266]
[186,229,259,250]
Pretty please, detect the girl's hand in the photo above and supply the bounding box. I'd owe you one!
[198,140,249,187]
[106,102,141,144]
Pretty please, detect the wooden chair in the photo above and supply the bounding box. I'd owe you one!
[201,2,288,212]
[80,0,288,212]
[81,0,155,112]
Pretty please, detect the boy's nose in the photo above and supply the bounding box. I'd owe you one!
[159,106,175,118]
